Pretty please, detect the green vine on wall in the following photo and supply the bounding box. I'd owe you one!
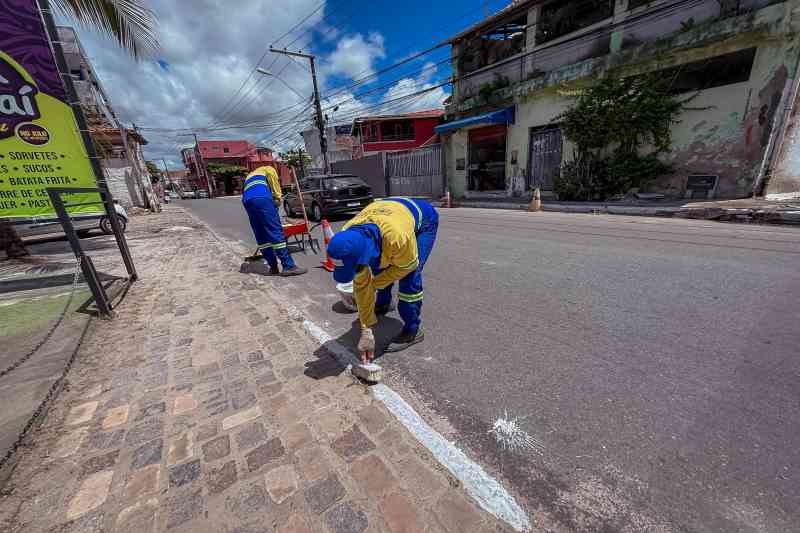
[554,74,692,200]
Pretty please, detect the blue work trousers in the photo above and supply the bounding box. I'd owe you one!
[243,196,295,269]
[374,204,438,334]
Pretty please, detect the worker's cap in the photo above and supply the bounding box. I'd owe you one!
[327,230,371,284]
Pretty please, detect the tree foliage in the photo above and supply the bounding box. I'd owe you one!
[279,150,312,177]
[207,164,246,195]
[554,74,688,200]
[53,0,159,59]
[146,160,161,180]
[280,150,312,168]
[207,163,246,179]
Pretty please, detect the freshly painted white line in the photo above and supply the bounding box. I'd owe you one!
[765,191,800,200]
[373,384,531,532]
[288,306,531,532]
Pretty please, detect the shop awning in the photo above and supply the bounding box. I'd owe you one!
[434,106,515,133]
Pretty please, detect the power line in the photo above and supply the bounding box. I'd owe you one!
[213,59,292,127]
[264,0,706,138]
[270,0,328,48]
[317,0,509,99]
[155,0,702,151]
[207,55,276,128]
[207,0,340,128]
[322,42,449,103]
[154,0,478,135]
[324,0,705,117]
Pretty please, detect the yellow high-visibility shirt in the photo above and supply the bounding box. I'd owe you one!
[344,201,419,328]
[246,166,282,202]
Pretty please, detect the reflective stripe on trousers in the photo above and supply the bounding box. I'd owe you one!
[375,208,438,333]
[244,196,295,269]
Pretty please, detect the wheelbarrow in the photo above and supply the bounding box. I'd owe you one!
[243,221,320,261]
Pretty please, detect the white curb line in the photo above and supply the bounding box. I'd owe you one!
[287,306,531,532]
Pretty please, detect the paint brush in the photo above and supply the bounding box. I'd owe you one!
[352,362,383,383]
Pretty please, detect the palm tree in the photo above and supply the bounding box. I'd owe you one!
[1,0,158,258]
[53,0,159,60]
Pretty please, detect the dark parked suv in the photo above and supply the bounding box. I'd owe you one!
[283,174,373,221]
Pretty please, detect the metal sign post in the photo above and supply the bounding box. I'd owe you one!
[38,0,138,281]
[46,188,116,316]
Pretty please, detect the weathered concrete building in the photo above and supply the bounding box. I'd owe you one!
[58,26,158,209]
[438,0,800,200]
[89,127,155,209]
[302,125,355,170]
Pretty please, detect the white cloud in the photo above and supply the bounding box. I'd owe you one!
[58,1,447,169]
[58,0,325,167]
[318,60,448,127]
[381,62,449,113]
[325,32,386,79]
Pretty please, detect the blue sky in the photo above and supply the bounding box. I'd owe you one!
[303,0,506,88]
[61,0,512,166]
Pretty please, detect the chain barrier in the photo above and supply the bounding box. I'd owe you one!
[0,310,92,472]
[0,257,82,380]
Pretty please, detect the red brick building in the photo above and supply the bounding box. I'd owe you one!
[351,110,444,158]
[195,140,273,170]
[182,140,292,195]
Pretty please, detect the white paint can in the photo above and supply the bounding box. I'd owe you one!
[336,282,357,311]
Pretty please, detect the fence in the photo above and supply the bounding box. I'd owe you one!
[330,145,443,198]
[385,144,443,198]
[331,153,388,196]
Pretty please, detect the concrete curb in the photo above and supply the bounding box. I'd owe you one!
[437,201,800,225]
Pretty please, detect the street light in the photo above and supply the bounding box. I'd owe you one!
[256,67,308,102]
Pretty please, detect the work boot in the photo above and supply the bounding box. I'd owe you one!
[384,329,424,353]
[249,262,280,276]
[281,266,307,277]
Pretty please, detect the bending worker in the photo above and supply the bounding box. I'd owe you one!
[242,165,306,277]
[327,197,438,361]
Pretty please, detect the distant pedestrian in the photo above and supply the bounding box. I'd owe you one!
[242,166,306,277]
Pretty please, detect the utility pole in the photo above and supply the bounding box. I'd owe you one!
[297,148,306,179]
[161,159,172,190]
[180,133,214,198]
[193,133,215,198]
[270,48,329,174]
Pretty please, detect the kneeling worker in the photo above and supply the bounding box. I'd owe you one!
[327,197,438,361]
[242,165,306,277]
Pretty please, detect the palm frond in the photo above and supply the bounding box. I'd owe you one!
[53,0,159,60]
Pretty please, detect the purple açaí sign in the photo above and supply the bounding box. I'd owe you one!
[0,0,66,103]
[0,54,41,140]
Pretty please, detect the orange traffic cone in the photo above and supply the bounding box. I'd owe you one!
[321,219,336,272]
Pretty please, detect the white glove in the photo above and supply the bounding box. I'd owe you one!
[357,327,375,361]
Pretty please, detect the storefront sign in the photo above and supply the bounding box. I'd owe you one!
[0,0,101,219]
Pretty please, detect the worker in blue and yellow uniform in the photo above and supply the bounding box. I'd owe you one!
[326,197,438,361]
[242,166,306,277]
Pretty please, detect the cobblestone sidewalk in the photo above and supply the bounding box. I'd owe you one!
[0,207,507,533]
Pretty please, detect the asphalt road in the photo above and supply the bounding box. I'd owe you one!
[185,197,800,533]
